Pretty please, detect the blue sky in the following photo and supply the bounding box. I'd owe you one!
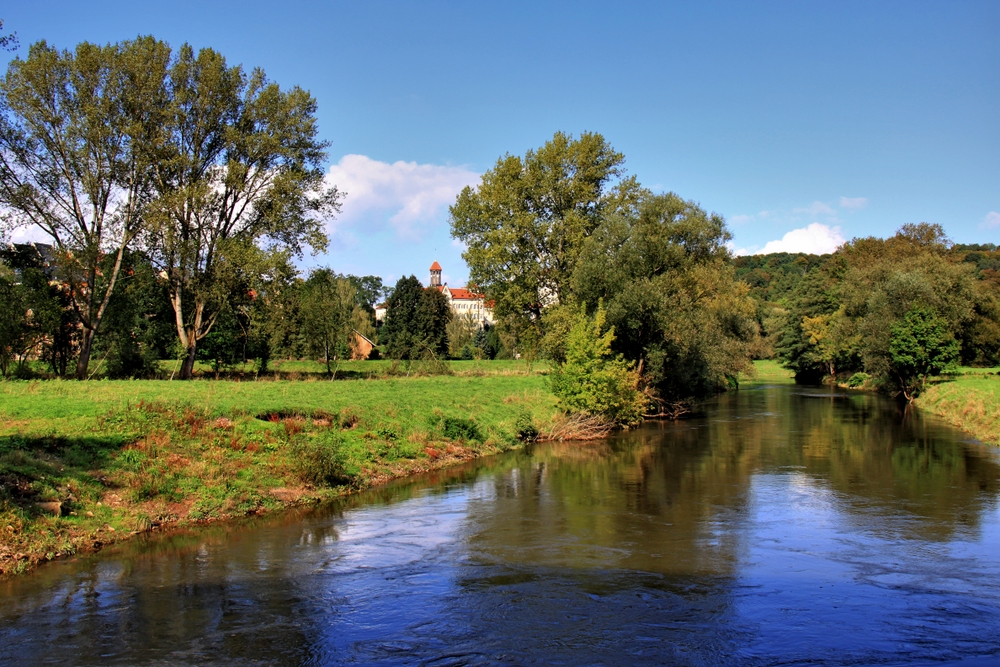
[3,1,997,287]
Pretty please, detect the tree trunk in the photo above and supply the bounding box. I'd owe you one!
[75,328,97,380]
[179,339,198,380]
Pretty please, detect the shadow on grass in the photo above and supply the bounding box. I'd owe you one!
[0,434,129,513]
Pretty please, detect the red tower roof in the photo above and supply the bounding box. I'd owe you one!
[430,261,442,271]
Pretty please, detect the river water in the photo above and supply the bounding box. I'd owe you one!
[2,385,1000,666]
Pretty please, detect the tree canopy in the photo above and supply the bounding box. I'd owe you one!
[381,276,452,360]
[0,37,170,377]
[450,131,642,341]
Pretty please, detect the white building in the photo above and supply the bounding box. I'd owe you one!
[429,261,494,327]
[373,262,494,327]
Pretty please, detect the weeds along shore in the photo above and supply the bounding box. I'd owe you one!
[0,368,559,577]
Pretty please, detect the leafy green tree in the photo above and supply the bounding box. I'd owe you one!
[450,131,642,345]
[299,269,356,376]
[381,276,451,359]
[447,312,477,358]
[571,192,759,404]
[0,37,169,377]
[143,44,341,379]
[0,244,78,377]
[417,286,452,357]
[381,276,423,359]
[549,303,646,426]
[0,267,25,376]
[346,275,388,313]
[773,223,997,390]
[889,306,960,399]
[97,250,174,379]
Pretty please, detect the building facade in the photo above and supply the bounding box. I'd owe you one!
[429,261,494,327]
[373,261,494,326]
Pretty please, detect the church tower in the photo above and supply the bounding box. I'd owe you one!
[429,260,442,287]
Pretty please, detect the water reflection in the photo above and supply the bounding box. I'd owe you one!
[2,385,1000,666]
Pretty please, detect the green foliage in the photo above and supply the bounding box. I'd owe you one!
[515,409,539,441]
[772,223,999,391]
[142,42,340,379]
[889,306,960,398]
[450,131,642,348]
[382,276,452,359]
[440,416,483,442]
[571,193,759,402]
[295,433,355,487]
[0,37,176,377]
[549,304,646,425]
[300,269,357,375]
[846,372,871,388]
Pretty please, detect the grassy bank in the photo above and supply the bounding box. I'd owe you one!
[741,359,796,386]
[0,370,557,576]
[916,370,1000,446]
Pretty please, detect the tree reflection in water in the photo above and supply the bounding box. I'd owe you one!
[1,385,999,666]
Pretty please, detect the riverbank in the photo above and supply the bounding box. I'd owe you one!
[745,359,1000,446]
[0,370,557,576]
[915,370,1000,446]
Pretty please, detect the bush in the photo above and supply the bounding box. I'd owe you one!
[515,409,539,441]
[295,434,354,487]
[440,416,483,442]
[105,341,160,379]
[549,304,647,426]
[846,372,871,388]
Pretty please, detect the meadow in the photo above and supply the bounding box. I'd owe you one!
[3,356,997,578]
[916,369,1000,446]
[0,363,555,576]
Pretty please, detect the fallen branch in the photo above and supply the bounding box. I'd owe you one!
[539,413,615,441]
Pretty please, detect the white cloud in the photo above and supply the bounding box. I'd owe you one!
[3,225,51,245]
[793,201,836,217]
[981,211,1000,229]
[839,196,868,210]
[757,223,845,255]
[324,154,480,241]
[726,240,754,256]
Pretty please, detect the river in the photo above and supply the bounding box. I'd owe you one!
[2,384,1000,666]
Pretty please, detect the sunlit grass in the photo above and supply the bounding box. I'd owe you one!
[740,359,796,386]
[0,369,556,576]
[917,373,1000,446]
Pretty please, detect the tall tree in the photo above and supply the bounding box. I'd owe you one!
[449,131,642,343]
[0,37,170,377]
[144,44,340,379]
[299,269,356,376]
[570,192,759,405]
[381,276,451,359]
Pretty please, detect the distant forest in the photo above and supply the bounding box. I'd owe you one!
[734,229,999,396]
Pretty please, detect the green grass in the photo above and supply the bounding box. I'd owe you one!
[916,372,1000,446]
[13,357,546,381]
[740,359,796,386]
[0,369,556,576]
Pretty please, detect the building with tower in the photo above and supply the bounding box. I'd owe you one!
[374,261,493,326]
[428,261,493,327]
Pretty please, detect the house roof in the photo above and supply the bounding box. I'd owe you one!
[447,287,482,300]
[352,329,376,346]
[430,260,442,271]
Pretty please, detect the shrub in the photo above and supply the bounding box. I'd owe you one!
[549,303,647,426]
[846,372,871,388]
[440,416,483,442]
[295,434,354,487]
[515,409,538,441]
